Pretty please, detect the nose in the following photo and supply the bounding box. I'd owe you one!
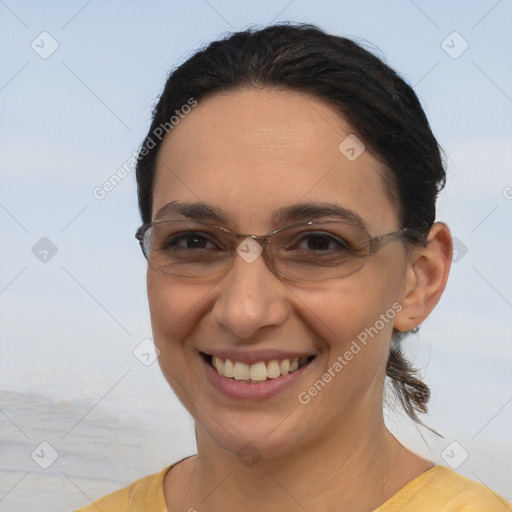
[211,247,289,340]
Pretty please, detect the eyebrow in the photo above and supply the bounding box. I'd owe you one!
[155,201,229,223]
[154,200,368,230]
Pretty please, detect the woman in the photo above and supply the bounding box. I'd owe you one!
[76,23,511,511]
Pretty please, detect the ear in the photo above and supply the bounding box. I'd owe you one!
[394,222,453,332]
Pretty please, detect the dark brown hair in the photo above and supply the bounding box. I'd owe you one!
[135,22,446,427]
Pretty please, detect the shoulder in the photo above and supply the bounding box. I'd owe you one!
[378,466,512,511]
[431,467,511,511]
[73,465,171,512]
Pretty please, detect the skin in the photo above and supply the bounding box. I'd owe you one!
[146,87,453,511]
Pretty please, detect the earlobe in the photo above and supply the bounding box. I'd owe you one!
[394,222,453,332]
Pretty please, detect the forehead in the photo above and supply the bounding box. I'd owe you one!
[152,87,397,231]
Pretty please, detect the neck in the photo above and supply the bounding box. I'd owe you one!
[175,412,421,511]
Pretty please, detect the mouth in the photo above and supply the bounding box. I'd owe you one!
[200,352,316,383]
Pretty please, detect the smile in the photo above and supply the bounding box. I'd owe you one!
[201,352,315,382]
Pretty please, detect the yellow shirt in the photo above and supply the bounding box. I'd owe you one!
[74,461,511,511]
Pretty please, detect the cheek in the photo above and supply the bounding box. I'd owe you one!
[146,274,210,356]
[296,276,401,361]
[294,282,400,411]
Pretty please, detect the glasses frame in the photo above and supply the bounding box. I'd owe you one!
[135,219,426,282]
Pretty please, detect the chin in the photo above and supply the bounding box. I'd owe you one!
[196,407,311,464]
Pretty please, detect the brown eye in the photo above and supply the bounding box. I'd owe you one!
[298,233,349,251]
[287,232,351,253]
[166,232,216,250]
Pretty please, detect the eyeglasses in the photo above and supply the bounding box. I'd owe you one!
[135,219,425,282]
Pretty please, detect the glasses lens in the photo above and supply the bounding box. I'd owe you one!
[141,220,376,282]
[146,220,232,278]
[269,221,371,281]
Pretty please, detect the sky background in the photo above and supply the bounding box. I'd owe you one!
[1,0,511,509]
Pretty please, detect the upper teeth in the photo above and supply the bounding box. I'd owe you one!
[212,356,309,381]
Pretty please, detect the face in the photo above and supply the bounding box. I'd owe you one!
[147,87,410,460]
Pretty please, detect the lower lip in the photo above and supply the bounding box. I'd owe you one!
[201,354,314,401]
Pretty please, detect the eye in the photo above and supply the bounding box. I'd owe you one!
[165,231,218,250]
[295,232,351,252]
